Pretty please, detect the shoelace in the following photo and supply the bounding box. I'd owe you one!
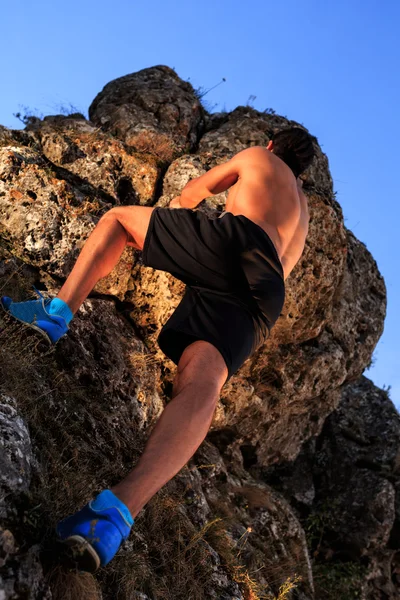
[29,286,47,326]
[32,285,53,308]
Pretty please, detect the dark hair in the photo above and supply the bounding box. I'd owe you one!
[271,127,315,177]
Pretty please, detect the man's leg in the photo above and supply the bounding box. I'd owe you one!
[112,340,228,518]
[57,206,154,314]
[1,206,155,338]
[56,340,228,570]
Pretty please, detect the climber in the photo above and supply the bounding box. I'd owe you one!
[1,127,314,572]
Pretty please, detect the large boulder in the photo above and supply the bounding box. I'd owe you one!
[89,65,206,160]
[26,114,161,206]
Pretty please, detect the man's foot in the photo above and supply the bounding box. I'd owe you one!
[0,288,69,344]
[56,490,134,572]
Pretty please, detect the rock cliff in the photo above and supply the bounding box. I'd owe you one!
[0,65,394,600]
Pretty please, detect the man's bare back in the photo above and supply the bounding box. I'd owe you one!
[224,146,309,280]
[172,143,310,281]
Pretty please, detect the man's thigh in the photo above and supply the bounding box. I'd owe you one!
[107,205,155,251]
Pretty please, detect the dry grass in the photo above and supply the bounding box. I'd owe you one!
[202,518,265,600]
[57,191,105,218]
[131,130,177,163]
[206,495,305,600]
[128,350,159,400]
[275,575,302,600]
[46,567,102,600]
[197,516,302,600]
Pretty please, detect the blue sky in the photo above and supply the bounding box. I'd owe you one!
[1,0,399,405]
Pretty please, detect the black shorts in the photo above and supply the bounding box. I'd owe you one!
[142,208,285,381]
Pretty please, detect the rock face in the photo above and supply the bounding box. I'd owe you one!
[0,66,392,599]
[0,395,50,599]
[25,114,161,206]
[0,394,34,520]
[264,376,400,599]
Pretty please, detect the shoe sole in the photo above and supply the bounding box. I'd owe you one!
[1,299,55,345]
[61,535,101,573]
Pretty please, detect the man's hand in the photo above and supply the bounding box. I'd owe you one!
[169,196,182,209]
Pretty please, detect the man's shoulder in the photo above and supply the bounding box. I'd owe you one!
[234,145,269,158]
[231,146,297,189]
[232,145,271,165]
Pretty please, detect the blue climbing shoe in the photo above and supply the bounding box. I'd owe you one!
[56,490,134,572]
[0,287,69,344]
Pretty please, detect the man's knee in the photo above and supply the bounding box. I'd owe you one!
[173,341,228,397]
[99,206,131,226]
[99,206,154,251]
[98,207,136,245]
[98,207,125,231]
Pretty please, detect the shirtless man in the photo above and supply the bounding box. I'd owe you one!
[1,127,315,571]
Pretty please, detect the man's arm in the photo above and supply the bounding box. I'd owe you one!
[177,158,241,209]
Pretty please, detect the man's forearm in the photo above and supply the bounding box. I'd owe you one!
[177,159,240,209]
[179,179,209,209]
